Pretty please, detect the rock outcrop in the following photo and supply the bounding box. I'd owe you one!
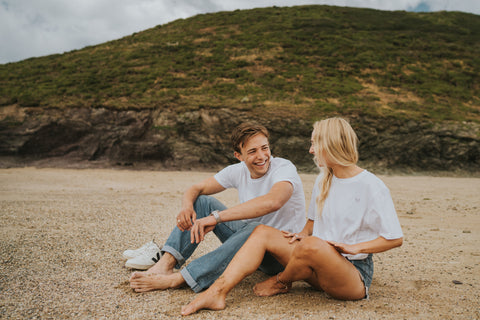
[0,105,478,172]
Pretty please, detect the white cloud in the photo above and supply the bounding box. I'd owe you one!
[0,0,478,64]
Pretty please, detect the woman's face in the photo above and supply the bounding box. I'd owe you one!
[310,132,322,167]
[310,131,332,168]
[309,134,315,155]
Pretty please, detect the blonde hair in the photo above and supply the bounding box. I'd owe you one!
[312,117,359,217]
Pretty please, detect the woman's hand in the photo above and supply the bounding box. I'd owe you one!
[326,241,360,255]
[282,230,308,244]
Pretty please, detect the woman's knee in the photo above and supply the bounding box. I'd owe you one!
[250,224,277,241]
[294,237,331,259]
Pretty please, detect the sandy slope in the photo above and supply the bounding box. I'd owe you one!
[0,168,479,319]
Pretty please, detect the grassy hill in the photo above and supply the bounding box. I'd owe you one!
[0,6,479,173]
[1,5,479,123]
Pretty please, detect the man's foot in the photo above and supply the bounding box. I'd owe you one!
[129,271,185,292]
[181,285,227,316]
[253,274,291,297]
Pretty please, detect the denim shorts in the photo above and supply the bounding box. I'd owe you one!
[348,254,374,299]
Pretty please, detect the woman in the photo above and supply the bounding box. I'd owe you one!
[181,117,403,316]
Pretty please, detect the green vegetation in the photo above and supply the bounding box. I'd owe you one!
[1,5,479,122]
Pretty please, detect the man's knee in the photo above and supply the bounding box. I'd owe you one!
[193,195,223,218]
[194,195,211,207]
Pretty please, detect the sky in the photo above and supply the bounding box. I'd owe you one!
[1,0,479,64]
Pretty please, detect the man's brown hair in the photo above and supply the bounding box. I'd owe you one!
[231,122,269,154]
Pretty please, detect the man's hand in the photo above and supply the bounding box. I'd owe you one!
[282,230,308,244]
[176,207,196,232]
[190,216,217,244]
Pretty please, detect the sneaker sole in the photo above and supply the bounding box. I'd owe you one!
[125,261,155,270]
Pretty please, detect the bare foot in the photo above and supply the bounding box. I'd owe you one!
[146,262,174,275]
[145,252,176,275]
[181,285,226,316]
[129,271,185,292]
[253,275,290,297]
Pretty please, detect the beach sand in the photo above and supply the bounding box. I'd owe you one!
[0,168,479,319]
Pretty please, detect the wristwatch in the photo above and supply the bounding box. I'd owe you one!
[210,210,222,224]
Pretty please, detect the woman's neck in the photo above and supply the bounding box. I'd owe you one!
[332,165,363,179]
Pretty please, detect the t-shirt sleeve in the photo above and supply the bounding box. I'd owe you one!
[214,163,241,189]
[270,160,299,190]
[367,187,404,240]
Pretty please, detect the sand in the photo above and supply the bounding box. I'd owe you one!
[0,168,479,319]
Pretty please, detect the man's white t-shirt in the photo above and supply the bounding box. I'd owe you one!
[307,170,403,260]
[214,157,305,233]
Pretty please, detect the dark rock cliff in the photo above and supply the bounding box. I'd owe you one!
[0,105,478,172]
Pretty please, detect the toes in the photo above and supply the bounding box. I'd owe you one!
[181,303,198,316]
[180,305,190,316]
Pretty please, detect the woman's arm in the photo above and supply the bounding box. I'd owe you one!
[327,236,403,255]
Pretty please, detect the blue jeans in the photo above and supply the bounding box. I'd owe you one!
[161,195,283,292]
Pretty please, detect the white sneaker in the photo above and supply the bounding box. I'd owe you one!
[125,243,162,270]
[122,240,160,260]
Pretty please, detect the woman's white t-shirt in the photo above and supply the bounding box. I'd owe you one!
[307,170,403,260]
[214,157,306,233]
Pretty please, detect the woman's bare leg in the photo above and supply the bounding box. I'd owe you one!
[254,236,365,300]
[181,225,296,316]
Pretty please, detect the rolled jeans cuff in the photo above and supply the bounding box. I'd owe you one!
[161,244,185,269]
[180,268,203,293]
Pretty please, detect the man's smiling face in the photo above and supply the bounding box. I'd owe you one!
[234,133,271,179]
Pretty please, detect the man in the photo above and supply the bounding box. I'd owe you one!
[129,122,306,293]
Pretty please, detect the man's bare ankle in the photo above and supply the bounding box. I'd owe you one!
[171,273,186,288]
[153,252,177,274]
[160,252,177,270]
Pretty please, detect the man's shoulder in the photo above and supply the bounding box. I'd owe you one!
[269,157,300,179]
[270,157,295,168]
[219,161,246,172]
[215,162,248,188]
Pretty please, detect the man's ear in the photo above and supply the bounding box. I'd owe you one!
[234,151,243,162]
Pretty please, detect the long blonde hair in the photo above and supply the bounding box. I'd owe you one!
[313,117,359,217]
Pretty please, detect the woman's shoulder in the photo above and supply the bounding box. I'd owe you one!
[361,170,390,192]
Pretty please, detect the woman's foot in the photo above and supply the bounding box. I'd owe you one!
[129,271,185,292]
[253,274,291,296]
[181,285,227,316]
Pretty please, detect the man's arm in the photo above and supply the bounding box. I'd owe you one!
[219,181,294,222]
[190,181,294,243]
[177,176,226,232]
